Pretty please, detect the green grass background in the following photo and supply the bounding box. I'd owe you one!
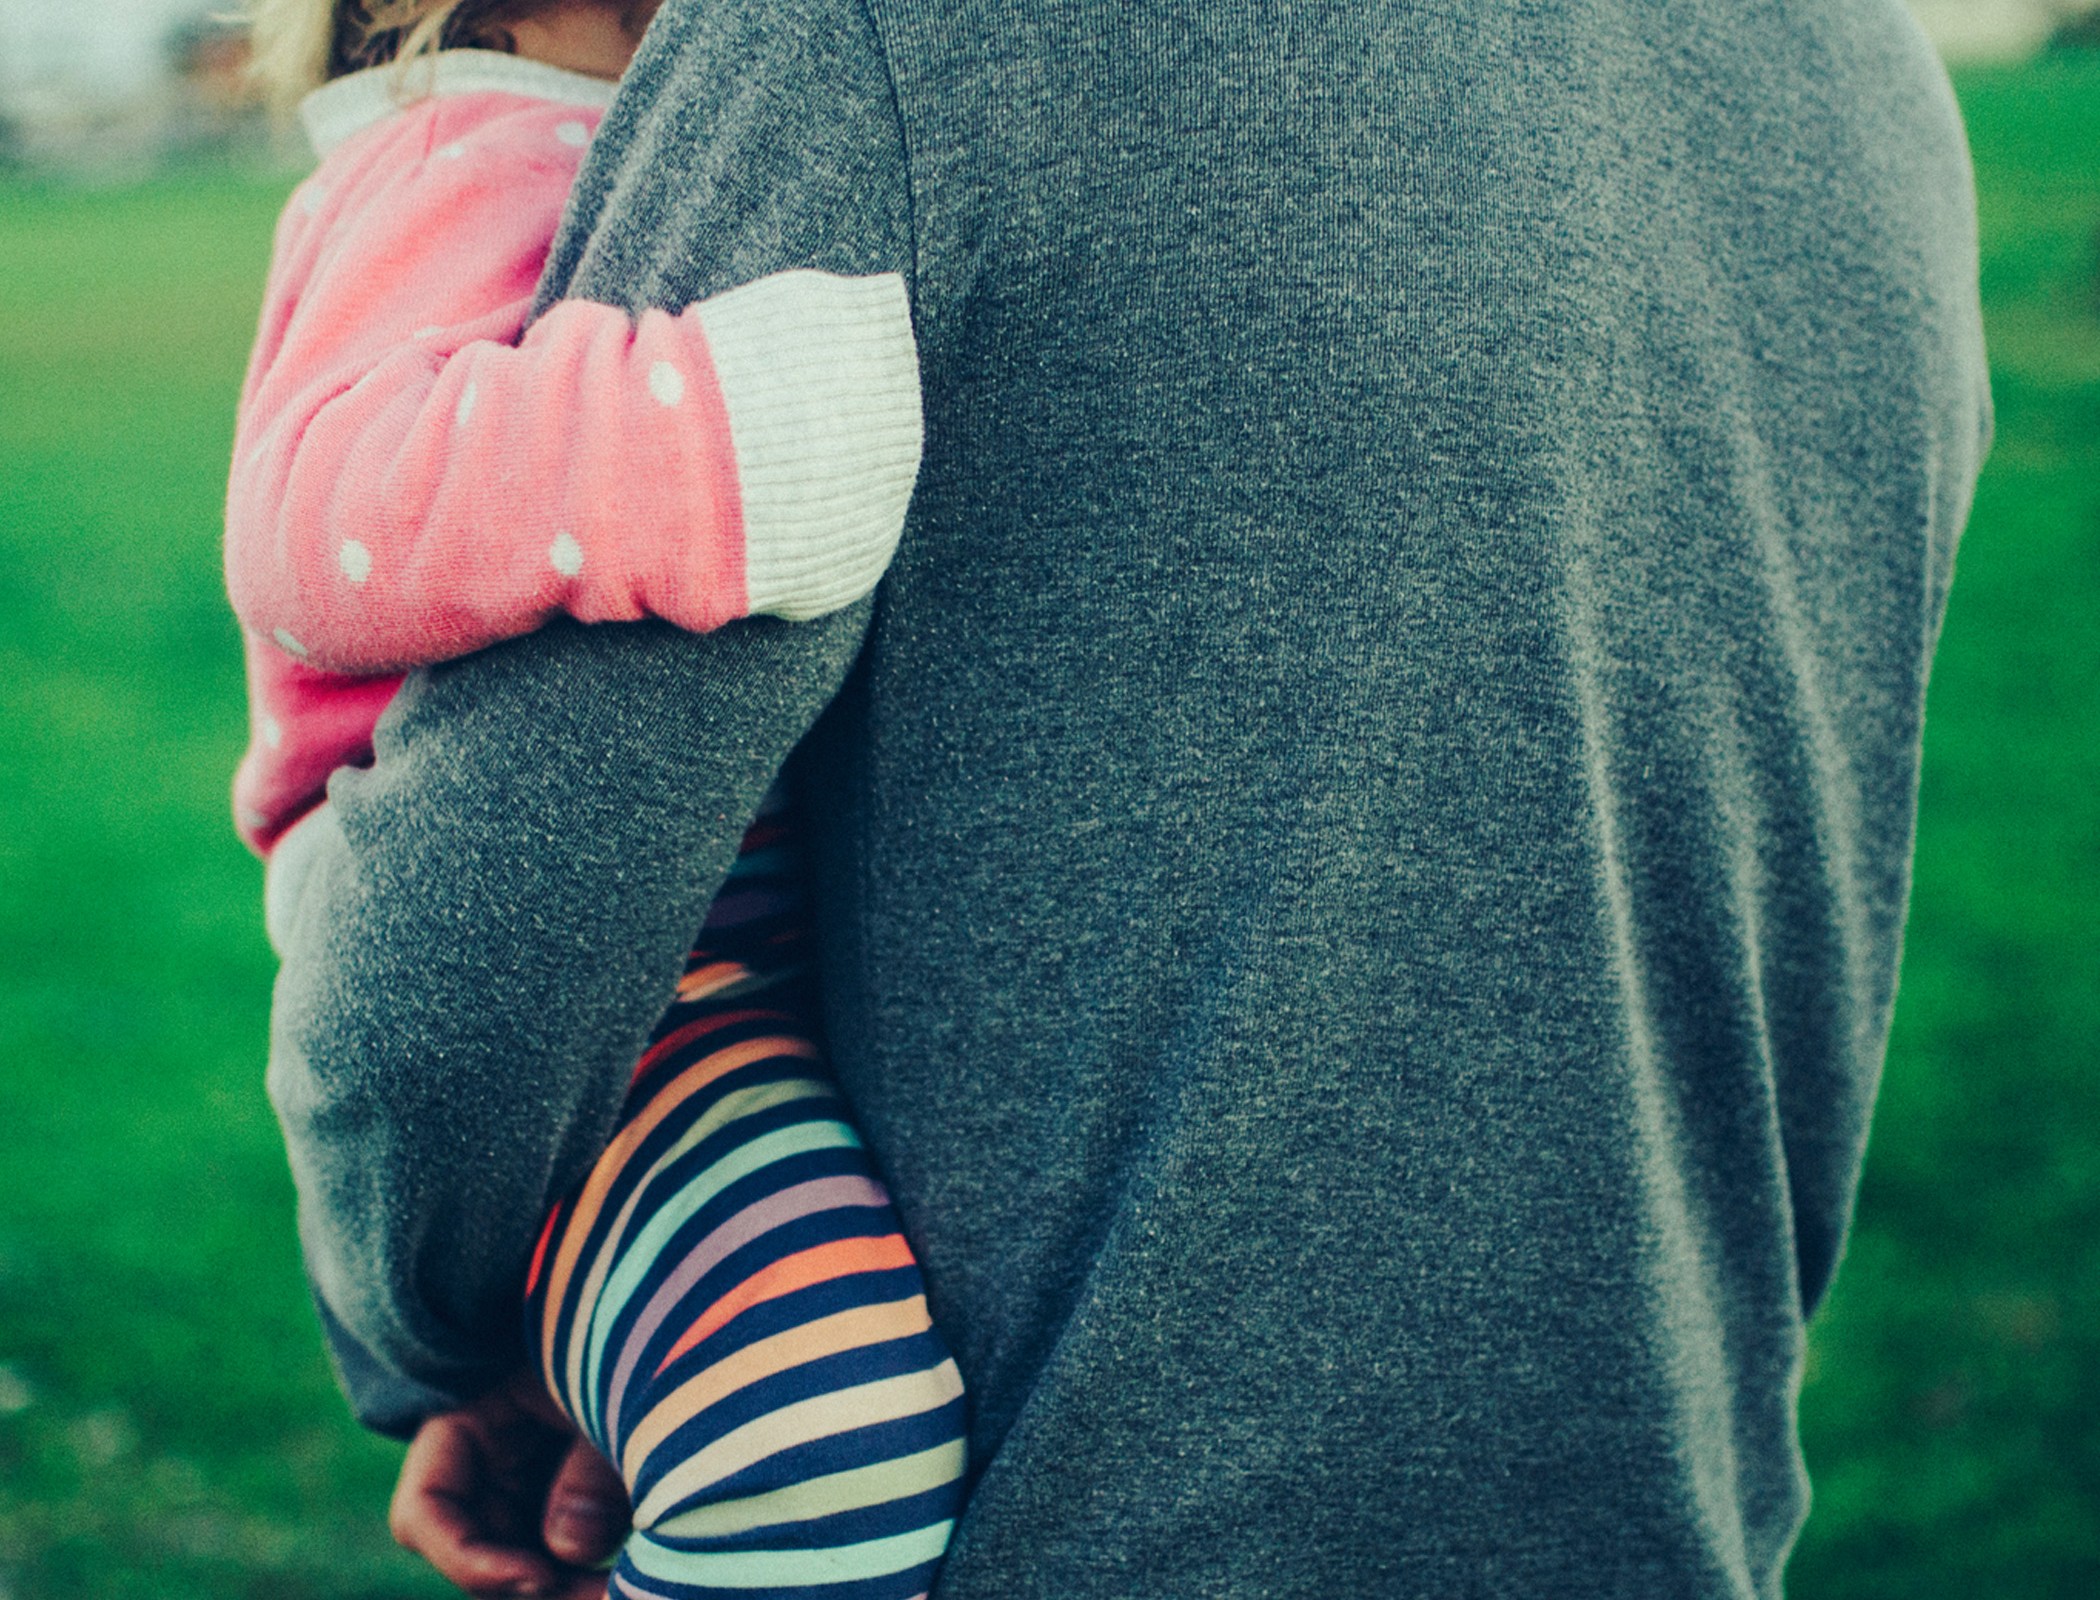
[0,54,2094,1600]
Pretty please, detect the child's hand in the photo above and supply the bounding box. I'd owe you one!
[388,1367,629,1598]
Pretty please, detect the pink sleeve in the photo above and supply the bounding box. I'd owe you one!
[225,110,745,677]
[226,95,920,853]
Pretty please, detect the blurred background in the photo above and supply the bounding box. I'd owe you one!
[0,2,2094,1595]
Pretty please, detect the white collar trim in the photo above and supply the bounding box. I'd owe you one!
[299,50,618,157]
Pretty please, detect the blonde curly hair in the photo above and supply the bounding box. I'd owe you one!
[245,0,541,113]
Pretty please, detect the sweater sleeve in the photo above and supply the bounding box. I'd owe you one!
[266,0,919,1434]
[226,102,920,676]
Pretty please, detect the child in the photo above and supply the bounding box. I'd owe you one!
[227,1,966,1594]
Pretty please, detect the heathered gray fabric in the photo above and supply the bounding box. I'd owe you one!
[267,0,1991,1593]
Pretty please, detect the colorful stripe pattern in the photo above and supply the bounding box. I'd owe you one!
[525,789,966,1599]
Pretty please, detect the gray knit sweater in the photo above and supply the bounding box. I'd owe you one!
[266,0,1990,1593]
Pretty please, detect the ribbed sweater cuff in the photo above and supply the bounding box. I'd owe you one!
[695,270,923,621]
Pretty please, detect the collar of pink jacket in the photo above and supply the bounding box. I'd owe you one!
[299,49,619,157]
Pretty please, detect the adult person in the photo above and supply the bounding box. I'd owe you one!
[265,0,1990,1593]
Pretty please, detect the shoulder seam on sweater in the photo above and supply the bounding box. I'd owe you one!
[847,0,921,316]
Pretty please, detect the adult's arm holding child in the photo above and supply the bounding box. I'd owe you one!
[269,607,876,1429]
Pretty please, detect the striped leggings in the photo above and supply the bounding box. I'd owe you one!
[523,791,967,1599]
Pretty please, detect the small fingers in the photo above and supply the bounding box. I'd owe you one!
[542,1436,631,1568]
[392,1413,563,1598]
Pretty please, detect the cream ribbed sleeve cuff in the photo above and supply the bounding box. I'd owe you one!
[694,269,923,621]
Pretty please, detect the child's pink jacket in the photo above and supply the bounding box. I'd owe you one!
[227,52,921,854]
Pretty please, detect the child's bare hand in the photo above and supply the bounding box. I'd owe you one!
[388,1369,630,1598]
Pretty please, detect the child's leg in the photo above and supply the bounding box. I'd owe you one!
[524,789,967,1600]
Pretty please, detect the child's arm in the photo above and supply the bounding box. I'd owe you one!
[226,107,918,676]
